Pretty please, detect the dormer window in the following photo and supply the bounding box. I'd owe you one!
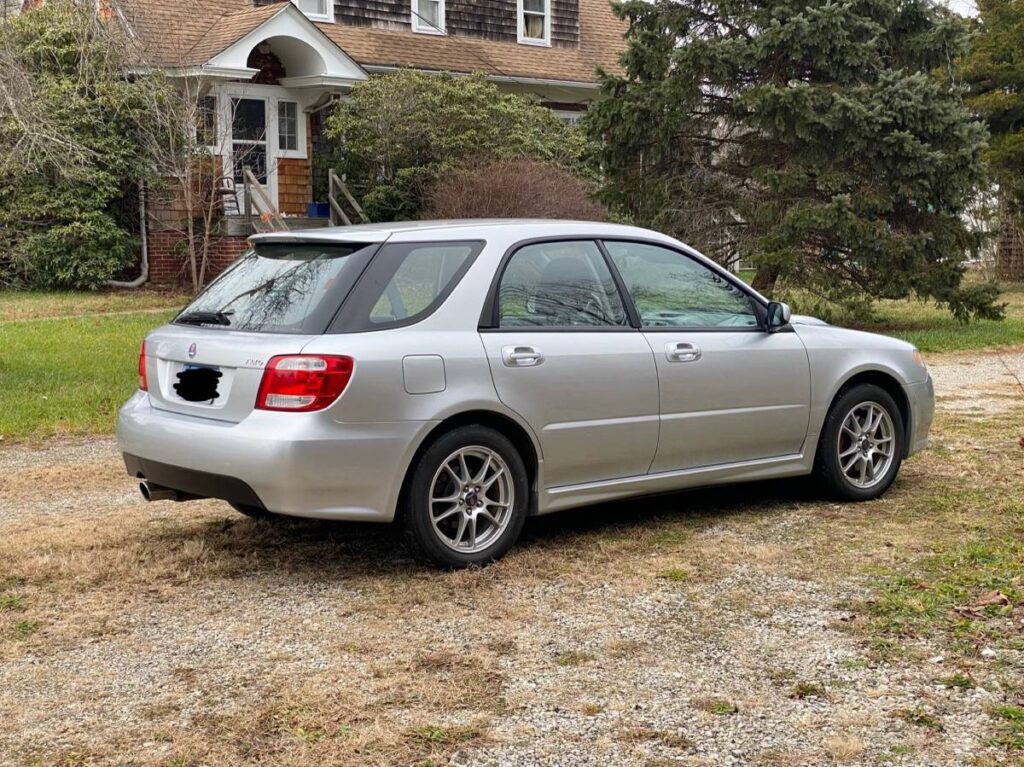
[518,0,550,45]
[292,0,333,22]
[412,0,445,34]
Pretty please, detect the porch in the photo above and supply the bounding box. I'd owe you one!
[143,1,370,281]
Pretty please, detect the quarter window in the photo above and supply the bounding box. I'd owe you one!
[518,0,550,45]
[498,241,627,328]
[336,241,483,331]
[412,0,445,33]
[604,241,758,329]
[278,101,298,152]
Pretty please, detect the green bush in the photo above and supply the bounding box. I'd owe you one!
[0,1,162,289]
[325,70,588,221]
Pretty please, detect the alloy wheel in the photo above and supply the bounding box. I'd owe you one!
[837,401,896,489]
[429,446,515,554]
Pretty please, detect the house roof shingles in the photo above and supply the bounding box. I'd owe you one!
[117,0,625,84]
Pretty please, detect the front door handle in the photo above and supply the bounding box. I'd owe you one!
[665,341,702,363]
[502,345,544,367]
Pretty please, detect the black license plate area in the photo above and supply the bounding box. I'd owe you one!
[174,364,223,403]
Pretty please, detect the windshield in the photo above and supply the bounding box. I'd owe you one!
[175,242,376,334]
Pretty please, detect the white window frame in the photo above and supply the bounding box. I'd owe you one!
[517,0,551,46]
[195,94,220,152]
[277,99,301,154]
[412,0,445,34]
[291,0,334,23]
[214,86,307,160]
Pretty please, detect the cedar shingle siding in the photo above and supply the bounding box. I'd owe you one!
[333,0,579,47]
[335,0,404,27]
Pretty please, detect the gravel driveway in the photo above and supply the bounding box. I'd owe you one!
[1,348,1022,767]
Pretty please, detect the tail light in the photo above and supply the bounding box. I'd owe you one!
[256,355,354,412]
[138,340,148,391]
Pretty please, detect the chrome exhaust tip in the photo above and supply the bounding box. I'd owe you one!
[139,481,178,502]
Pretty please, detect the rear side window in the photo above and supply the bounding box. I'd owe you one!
[332,241,482,332]
[174,242,375,334]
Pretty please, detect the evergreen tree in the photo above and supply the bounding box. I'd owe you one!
[963,0,1024,281]
[588,0,1000,320]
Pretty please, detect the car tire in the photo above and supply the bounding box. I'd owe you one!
[815,383,905,501]
[401,425,529,569]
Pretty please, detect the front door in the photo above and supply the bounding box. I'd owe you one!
[604,240,811,472]
[480,240,660,488]
[230,97,272,212]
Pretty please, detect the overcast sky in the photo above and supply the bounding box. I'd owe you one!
[943,0,978,17]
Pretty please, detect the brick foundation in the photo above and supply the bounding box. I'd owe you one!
[146,230,251,286]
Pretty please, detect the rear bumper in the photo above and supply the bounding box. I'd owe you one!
[117,391,435,522]
[123,454,266,509]
[903,375,935,456]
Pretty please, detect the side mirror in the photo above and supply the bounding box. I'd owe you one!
[766,301,791,332]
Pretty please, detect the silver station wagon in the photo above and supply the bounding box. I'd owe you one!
[118,220,935,568]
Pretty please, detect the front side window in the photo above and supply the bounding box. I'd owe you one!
[412,0,445,33]
[498,241,627,328]
[196,95,218,147]
[292,0,332,21]
[278,100,298,152]
[175,243,374,334]
[518,0,550,44]
[334,241,482,331]
[605,241,759,329]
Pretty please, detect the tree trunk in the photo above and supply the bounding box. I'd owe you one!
[751,264,780,295]
[997,206,1024,282]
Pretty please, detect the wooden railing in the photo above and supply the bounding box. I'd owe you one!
[242,166,288,233]
[328,169,370,227]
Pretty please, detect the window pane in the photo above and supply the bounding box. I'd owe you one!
[499,241,627,327]
[605,241,758,328]
[295,0,327,16]
[176,244,372,334]
[339,242,482,330]
[523,0,545,11]
[278,101,298,152]
[231,98,266,141]
[523,11,544,38]
[417,0,440,27]
[196,95,217,146]
[232,143,266,184]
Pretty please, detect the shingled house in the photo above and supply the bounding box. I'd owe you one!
[107,0,626,283]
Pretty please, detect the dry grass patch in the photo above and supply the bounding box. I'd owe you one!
[825,733,865,763]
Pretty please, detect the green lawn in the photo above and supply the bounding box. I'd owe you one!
[0,289,186,323]
[856,284,1024,354]
[0,291,183,442]
[736,272,1024,354]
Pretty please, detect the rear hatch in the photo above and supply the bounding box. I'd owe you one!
[145,239,379,423]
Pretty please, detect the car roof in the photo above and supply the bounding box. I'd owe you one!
[250,219,681,246]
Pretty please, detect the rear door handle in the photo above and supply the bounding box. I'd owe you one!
[502,345,544,367]
[665,341,701,363]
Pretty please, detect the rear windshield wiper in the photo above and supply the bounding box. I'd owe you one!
[176,310,232,326]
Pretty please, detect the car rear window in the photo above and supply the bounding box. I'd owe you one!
[174,242,377,334]
[330,241,483,332]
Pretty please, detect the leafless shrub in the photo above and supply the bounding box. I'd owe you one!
[421,157,608,222]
